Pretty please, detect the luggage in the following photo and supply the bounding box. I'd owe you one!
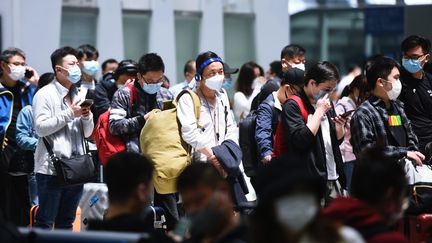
[403,160,432,214]
[78,183,109,229]
[238,111,259,177]
[399,214,432,243]
[140,89,200,194]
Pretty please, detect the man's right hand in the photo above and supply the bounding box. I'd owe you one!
[71,99,82,117]
[262,155,272,165]
[407,151,425,166]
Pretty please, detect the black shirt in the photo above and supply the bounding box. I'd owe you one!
[386,103,407,148]
[399,69,432,152]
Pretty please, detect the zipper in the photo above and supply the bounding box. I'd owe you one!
[0,89,14,150]
[413,185,432,205]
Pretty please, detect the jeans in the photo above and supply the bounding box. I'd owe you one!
[28,174,38,206]
[153,190,179,231]
[343,160,355,195]
[34,173,83,229]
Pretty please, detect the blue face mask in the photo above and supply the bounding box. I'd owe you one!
[402,58,422,74]
[223,78,233,90]
[83,60,100,76]
[312,89,326,101]
[143,82,162,94]
[67,66,82,83]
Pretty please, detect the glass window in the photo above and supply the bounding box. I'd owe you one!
[174,12,200,83]
[224,14,255,95]
[60,7,98,47]
[123,11,150,62]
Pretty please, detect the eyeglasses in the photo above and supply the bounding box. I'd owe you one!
[403,53,426,60]
[8,62,26,66]
[139,74,163,84]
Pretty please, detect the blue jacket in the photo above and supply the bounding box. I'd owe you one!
[255,93,281,160]
[0,82,36,148]
[16,105,38,151]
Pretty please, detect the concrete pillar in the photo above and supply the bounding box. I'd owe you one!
[0,0,62,73]
[97,0,124,63]
[199,0,225,59]
[254,0,289,68]
[149,0,177,82]
[320,13,329,61]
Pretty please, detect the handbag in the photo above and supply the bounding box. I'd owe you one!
[402,158,432,214]
[42,128,96,186]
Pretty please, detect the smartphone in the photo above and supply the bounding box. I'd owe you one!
[25,69,34,79]
[340,110,355,118]
[80,99,94,107]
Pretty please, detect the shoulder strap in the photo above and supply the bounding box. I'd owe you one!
[127,82,138,105]
[288,95,308,122]
[176,89,201,122]
[42,137,55,157]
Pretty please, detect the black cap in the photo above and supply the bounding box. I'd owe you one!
[281,67,305,86]
[223,63,239,74]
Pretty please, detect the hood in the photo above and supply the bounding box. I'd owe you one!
[323,197,386,229]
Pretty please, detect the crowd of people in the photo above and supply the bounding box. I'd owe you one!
[0,34,432,242]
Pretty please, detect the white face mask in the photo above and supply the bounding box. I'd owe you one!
[386,79,402,101]
[275,193,318,233]
[9,65,26,81]
[205,74,224,91]
[291,63,305,71]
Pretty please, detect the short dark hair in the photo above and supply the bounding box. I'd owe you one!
[340,74,368,99]
[106,152,154,203]
[138,53,165,75]
[50,46,79,72]
[305,61,340,85]
[236,62,256,97]
[280,44,306,60]
[351,146,407,205]
[184,59,195,76]
[76,44,99,60]
[114,59,138,80]
[269,60,282,78]
[401,35,431,55]
[366,57,400,91]
[101,58,118,72]
[195,51,222,76]
[37,72,55,91]
[177,163,224,192]
[0,47,26,63]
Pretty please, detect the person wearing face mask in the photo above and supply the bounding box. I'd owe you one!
[334,75,369,194]
[32,46,94,229]
[109,53,175,229]
[350,57,424,167]
[250,44,306,111]
[280,61,347,206]
[399,35,432,155]
[94,59,138,122]
[252,157,363,243]
[0,47,38,226]
[222,62,239,91]
[254,68,305,171]
[176,51,239,173]
[324,145,409,243]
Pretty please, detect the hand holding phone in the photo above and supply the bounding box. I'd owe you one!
[340,109,355,118]
[80,99,94,107]
[25,69,34,79]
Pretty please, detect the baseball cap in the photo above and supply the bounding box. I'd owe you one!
[223,63,239,74]
[281,67,305,86]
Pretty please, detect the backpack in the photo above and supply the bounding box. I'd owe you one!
[273,95,308,158]
[239,96,278,177]
[92,83,137,166]
[140,89,201,194]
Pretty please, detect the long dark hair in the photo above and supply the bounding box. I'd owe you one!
[340,74,369,105]
[236,62,256,97]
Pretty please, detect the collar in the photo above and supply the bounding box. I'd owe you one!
[272,91,282,111]
[54,79,76,99]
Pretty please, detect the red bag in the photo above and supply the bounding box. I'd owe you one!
[273,95,308,158]
[92,83,137,166]
[399,214,432,243]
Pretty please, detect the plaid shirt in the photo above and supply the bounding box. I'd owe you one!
[350,95,419,158]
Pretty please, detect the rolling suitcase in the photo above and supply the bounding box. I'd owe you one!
[400,214,432,242]
[78,183,109,230]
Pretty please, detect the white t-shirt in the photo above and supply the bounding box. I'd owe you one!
[233,89,259,122]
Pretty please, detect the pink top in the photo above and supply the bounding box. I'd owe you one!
[335,96,357,162]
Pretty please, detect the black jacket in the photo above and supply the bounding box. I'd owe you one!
[94,77,118,122]
[212,140,248,206]
[281,89,346,188]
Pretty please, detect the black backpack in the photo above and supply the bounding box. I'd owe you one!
[239,97,277,177]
